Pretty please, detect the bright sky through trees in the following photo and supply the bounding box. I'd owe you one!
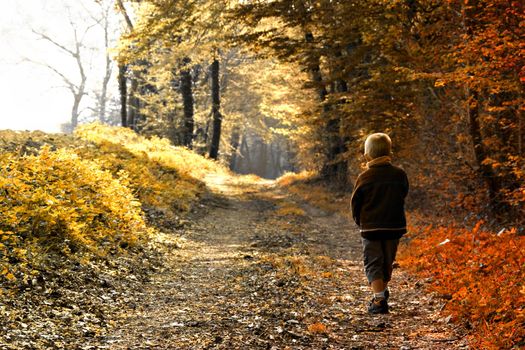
[0,0,117,132]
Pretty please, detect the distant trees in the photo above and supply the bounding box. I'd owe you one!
[91,0,117,124]
[30,0,121,132]
[114,0,294,171]
[32,22,89,131]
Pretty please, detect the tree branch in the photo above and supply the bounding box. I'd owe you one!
[23,57,79,93]
[115,0,134,31]
[32,30,76,57]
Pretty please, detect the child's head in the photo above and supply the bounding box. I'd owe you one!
[364,133,392,160]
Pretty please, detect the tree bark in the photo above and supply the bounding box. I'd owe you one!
[99,19,112,122]
[209,59,223,160]
[305,32,328,103]
[116,0,134,128]
[118,64,128,127]
[240,134,251,173]
[71,94,82,129]
[128,78,139,130]
[180,58,195,148]
[322,56,349,184]
[259,140,268,178]
[468,90,500,208]
[270,142,283,179]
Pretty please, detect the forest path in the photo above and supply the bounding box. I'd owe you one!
[96,174,468,349]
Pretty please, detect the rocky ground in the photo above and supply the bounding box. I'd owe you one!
[1,174,469,349]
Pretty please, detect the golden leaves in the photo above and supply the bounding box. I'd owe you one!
[275,203,306,217]
[0,123,220,284]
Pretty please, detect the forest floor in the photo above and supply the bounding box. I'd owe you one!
[92,174,468,350]
[2,173,470,349]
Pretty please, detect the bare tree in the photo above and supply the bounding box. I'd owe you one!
[30,7,98,131]
[26,1,121,131]
[87,0,115,123]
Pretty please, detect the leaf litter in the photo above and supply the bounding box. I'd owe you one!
[1,174,469,349]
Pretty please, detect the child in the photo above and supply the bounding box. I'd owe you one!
[351,133,409,314]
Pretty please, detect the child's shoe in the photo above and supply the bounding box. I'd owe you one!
[368,297,388,314]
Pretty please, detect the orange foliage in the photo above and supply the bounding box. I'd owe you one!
[307,322,328,334]
[399,221,525,349]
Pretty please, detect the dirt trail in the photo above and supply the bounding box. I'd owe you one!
[94,175,468,349]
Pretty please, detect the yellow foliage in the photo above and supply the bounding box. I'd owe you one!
[75,123,225,179]
[320,271,333,278]
[278,172,352,220]
[275,203,306,217]
[74,123,226,215]
[276,171,315,187]
[0,146,150,281]
[0,123,224,283]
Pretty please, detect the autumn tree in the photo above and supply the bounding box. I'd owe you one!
[116,0,217,144]
[392,0,525,221]
[232,0,523,221]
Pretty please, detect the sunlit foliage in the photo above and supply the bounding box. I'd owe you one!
[75,123,223,214]
[0,123,223,285]
[0,146,149,283]
[399,221,525,349]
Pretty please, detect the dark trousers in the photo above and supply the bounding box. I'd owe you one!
[362,238,400,284]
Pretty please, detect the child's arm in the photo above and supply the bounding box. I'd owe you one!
[350,183,362,226]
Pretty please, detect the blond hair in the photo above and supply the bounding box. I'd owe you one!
[364,133,392,159]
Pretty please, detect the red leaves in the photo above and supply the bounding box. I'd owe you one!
[399,221,525,349]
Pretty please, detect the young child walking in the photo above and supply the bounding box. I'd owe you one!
[351,133,409,314]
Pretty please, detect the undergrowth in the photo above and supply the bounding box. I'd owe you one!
[0,123,223,287]
[398,220,524,349]
[0,146,149,285]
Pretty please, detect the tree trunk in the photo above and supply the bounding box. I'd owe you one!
[180,58,195,148]
[99,67,110,122]
[468,90,500,208]
[305,33,348,184]
[240,134,251,173]
[270,142,283,179]
[70,62,86,130]
[516,108,524,157]
[116,0,133,128]
[209,59,222,160]
[99,6,112,123]
[321,66,349,183]
[128,78,139,130]
[229,126,241,170]
[305,32,328,103]
[259,140,268,178]
[71,95,81,130]
[118,64,128,127]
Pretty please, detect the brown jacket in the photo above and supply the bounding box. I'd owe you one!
[351,157,409,240]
